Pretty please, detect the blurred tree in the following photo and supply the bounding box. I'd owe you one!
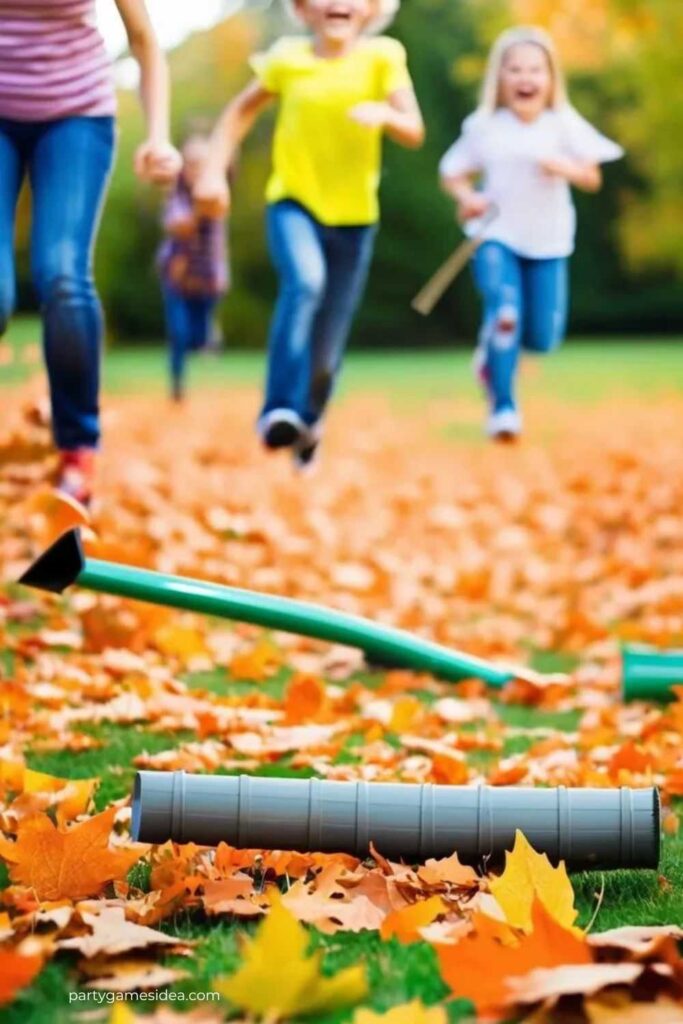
[613,0,683,278]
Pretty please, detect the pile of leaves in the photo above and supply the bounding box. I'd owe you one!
[1,382,683,1021]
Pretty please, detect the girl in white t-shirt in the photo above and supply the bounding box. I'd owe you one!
[440,26,623,441]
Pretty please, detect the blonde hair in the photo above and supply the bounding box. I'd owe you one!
[479,26,567,114]
[284,0,400,34]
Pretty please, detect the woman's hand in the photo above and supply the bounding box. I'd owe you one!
[193,169,231,219]
[134,139,182,185]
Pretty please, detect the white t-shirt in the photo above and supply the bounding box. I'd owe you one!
[439,106,623,259]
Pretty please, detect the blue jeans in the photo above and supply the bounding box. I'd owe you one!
[162,285,219,389]
[263,200,377,427]
[0,116,115,450]
[472,241,569,413]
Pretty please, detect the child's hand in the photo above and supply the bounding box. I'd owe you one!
[456,191,490,221]
[349,102,392,129]
[134,140,182,185]
[539,156,576,180]
[193,170,231,219]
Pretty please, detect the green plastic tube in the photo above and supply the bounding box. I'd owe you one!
[622,644,683,702]
[18,528,513,687]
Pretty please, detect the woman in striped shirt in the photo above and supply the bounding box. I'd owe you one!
[0,0,181,505]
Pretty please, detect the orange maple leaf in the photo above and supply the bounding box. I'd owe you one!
[380,895,448,943]
[0,947,44,1005]
[435,900,592,1018]
[0,808,146,901]
[284,673,329,724]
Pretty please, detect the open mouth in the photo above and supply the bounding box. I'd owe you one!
[325,4,353,23]
[515,85,540,101]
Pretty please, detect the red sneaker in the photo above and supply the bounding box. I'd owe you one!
[56,449,96,508]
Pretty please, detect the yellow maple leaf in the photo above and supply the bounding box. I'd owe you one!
[22,768,97,824]
[490,830,578,933]
[214,897,367,1019]
[353,1001,448,1024]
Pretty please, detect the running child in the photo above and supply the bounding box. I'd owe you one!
[0,0,181,506]
[440,26,623,442]
[158,130,229,402]
[195,0,424,469]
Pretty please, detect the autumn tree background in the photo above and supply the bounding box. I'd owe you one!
[14,0,683,347]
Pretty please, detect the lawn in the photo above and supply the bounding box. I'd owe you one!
[1,321,682,1023]
[3,315,683,403]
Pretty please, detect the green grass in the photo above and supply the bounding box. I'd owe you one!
[2,316,683,407]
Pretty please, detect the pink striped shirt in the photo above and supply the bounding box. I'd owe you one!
[0,0,116,121]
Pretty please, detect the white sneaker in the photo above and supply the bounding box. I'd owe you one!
[486,407,522,442]
[258,408,306,450]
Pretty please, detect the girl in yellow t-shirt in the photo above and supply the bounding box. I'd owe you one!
[195,0,424,469]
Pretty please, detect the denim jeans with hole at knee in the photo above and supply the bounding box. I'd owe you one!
[472,241,568,413]
[0,116,115,450]
[262,200,377,428]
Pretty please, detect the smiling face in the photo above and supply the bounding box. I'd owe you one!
[294,0,376,45]
[498,42,553,121]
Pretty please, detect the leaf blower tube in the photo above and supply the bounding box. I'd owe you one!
[19,529,513,687]
[622,644,683,702]
[131,772,660,871]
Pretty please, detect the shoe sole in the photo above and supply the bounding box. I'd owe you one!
[492,431,520,444]
[263,420,301,450]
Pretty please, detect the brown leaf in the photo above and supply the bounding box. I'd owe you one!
[505,962,645,1006]
[80,957,189,991]
[58,906,192,958]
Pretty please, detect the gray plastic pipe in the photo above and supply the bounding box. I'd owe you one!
[131,772,660,871]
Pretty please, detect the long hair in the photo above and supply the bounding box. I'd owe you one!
[479,26,567,114]
[283,0,400,35]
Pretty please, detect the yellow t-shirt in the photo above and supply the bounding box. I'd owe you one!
[250,36,413,226]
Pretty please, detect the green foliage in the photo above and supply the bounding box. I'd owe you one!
[613,0,683,277]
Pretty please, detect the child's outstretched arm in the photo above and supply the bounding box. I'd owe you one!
[114,0,181,184]
[350,87,425,149]
[539,157,602,192]
[194,81,275,218]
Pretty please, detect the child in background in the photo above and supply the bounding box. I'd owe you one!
[195,0,424,470]
[440,26,622,442]
[158,131,229,402]
[0,0,181,506]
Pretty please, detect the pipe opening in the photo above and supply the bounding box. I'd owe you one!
[131,772,143,842]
